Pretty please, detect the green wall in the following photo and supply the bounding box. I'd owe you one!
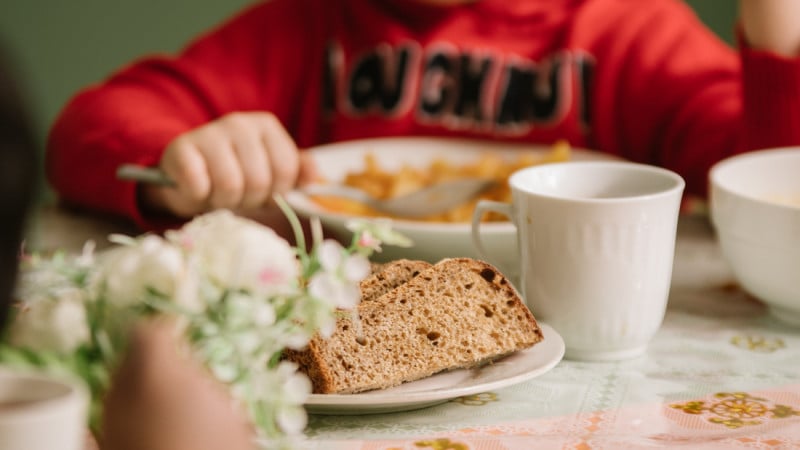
[1,0,736,153]
[0,0,254,151]
[686,1,738,44]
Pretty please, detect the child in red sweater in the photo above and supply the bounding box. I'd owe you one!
[47,0,800,231]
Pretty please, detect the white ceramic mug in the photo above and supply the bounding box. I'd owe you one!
[0,368,88,450]
[472,161,685,361]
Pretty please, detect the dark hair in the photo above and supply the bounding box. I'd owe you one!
[0,45,38,331]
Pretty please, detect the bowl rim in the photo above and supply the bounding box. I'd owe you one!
[709,147,800,212]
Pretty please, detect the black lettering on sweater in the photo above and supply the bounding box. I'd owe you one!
[496,55,565,128]
[418,45,496,130]
[346,44,412,114]
[419,51,456,116]
[575,51,595,130]
[324,41,595,135]
[453,54,492,122]
[322,42,342,116]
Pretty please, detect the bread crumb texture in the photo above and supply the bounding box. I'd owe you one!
[284,258,543,394]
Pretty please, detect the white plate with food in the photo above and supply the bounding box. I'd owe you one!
[286,137,618,281]
[304,322,564,415]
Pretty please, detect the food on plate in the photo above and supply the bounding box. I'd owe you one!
[285,257,544,394]
[311,140,571,222]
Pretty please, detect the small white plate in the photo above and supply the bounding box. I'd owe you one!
[304,323,565,415]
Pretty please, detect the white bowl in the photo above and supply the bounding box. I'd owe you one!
[286,137,616,280]
[0,369,88,450]
[709,148,800,325]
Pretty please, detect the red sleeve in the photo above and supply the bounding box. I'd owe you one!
[46,0,320,231]
[585,0,800,198]
[740,29,800,151]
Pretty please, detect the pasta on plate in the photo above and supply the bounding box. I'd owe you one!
[311,140,571,222]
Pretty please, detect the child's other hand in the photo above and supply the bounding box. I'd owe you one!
[141,112,310,218]
[740,0,800,57]
[102,318,256,450]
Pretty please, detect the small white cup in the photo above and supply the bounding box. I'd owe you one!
[0,368,89,450]
[472,161,685,361]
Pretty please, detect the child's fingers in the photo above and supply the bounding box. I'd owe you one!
[297,151,319,185]
[258,112,300,195]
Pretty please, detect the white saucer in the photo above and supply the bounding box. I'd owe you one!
[304,323,565,415]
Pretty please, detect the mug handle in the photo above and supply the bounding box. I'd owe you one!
[471,200,514,274]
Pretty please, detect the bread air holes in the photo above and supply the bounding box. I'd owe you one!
[426,331,441,346]
[480,304,494,318]
[479,268,496,283]
[336,354,354,372]
[416,327,442,345]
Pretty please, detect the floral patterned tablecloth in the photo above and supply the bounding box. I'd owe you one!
[34,207,800,450]
[300,215,800,450]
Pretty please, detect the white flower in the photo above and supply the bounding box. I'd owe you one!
[172,256,203,313]
[281,365,313,405]
[276,363,311,435]
[277,405,308,436]
[98,234,186,308]
[170,210,299,296]
[250,361,311,436]
[314,316,337,341]
[308,240,370,310]
[252,302,276,327]
[9,294,89,354]
[6,205,407,444]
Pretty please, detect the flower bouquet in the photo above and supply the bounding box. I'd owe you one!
[0,201,409,448]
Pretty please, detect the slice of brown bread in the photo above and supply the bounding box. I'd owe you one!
[286,257,544,394]
[359,259,432,302]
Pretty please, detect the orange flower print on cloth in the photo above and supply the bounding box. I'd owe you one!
[451,392,498,407]
[730,334,786,353]
[670,392,800,429]
[380,437,472,450]
[414,438,469,450]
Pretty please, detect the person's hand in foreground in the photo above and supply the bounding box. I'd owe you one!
[102,318,256,450]
[140,111,315,219]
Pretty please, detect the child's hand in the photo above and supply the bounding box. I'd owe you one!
[740,0,800,57]
[141,112,310,218]
[102,318,257,450]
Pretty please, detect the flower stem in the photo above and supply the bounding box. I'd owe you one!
[274,195,306,254]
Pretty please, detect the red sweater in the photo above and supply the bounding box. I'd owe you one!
[47,0,800,230]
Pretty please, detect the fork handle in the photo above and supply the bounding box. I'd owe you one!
[116,165,176,187]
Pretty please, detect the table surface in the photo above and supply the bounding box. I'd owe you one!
[32,204,800,450]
